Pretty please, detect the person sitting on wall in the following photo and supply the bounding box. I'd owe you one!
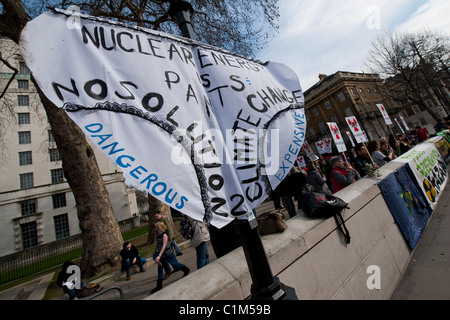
[120,241,146,280]
[330,156,360,193]
[56,261,85,300]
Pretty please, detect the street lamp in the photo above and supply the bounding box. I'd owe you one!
[165,0,297,300]
[162,0,195,39]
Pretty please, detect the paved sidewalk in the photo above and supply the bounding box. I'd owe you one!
[391,179,450,300]
[51,200,281,300]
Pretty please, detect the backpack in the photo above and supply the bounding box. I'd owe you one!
[301,183,351,244]
[179,216,194,239]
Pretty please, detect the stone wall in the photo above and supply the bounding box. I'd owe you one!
[145,161,422,300]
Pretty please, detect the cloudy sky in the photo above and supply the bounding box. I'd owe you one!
[259,0,450,91]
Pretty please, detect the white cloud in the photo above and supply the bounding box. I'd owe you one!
[260,0,450,91]
[396,0,450,33]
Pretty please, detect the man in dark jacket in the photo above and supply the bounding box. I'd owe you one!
[56,261,85,300]
[120,241,146,280]
[353,144,378,177]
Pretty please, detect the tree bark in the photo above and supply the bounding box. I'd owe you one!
[36,86,124,277]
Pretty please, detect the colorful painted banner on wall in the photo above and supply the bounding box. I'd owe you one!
[377,164,432,249]
[427,135,450,162]
[19,9,306,228]
[393,143,448,208]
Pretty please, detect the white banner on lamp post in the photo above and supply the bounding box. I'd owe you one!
[345,116,367,143]
[376,103,393,125]
[19,9,306,228]
[327,122,347,153]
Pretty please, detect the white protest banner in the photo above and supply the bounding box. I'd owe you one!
[346,132,355,147]
[395,118,405,134]
[327,122,347,153]
[20,9,306,228]
[345,116,367,143]
[376,104,393,125]
[400,116,410,132]
[302,141,314,156]
[323,138,332,154]
[296,156,306,168]
[315,140,325,154]
[393,143,448,208]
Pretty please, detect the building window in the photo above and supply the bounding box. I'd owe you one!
[318,122,327,135]
[344,108,353,117]
[19,62,30,75]
[51,168,65,183]
[18,131,31,144]
[330,115,339,123]
[357,104,366,118]
[324,100,332,109]
[21,221,38,249]
[350,88,357,96]
[52,193,67,209]
[425,99,434,108]
[337,93,346,102]
[18,80,29,89]
[54,214,70,239]
[19,151,32,166]
[20,199,37,216]
[308,127,316,139]
[18,113,30,125]
[49,148,61,162]
[18,95,29,106]
[312,108,319,117]
[399,110,408,118]
[412,105,421,114]
[48,130,55,142]
[19,173,34,189]
[358,88,365,96]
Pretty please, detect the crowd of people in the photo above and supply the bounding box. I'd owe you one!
[271,118,449,214]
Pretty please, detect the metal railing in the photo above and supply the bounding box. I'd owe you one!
[0,218,148,285]
[81,286,124,300]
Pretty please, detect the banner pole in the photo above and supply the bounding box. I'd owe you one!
[363,142,376,166]
[165,0,297,300]
[389,125,399,143]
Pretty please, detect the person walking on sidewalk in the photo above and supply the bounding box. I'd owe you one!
[151,222,190,294]
[154,210,182,256]
[189,217,210,269]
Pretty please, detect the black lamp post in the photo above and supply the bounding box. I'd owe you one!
[345,91,371,141]
[234,214,297,300]
[164,0,297,300]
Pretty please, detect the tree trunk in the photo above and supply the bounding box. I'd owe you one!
[1,0,124,279]
[32,81,124,278]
